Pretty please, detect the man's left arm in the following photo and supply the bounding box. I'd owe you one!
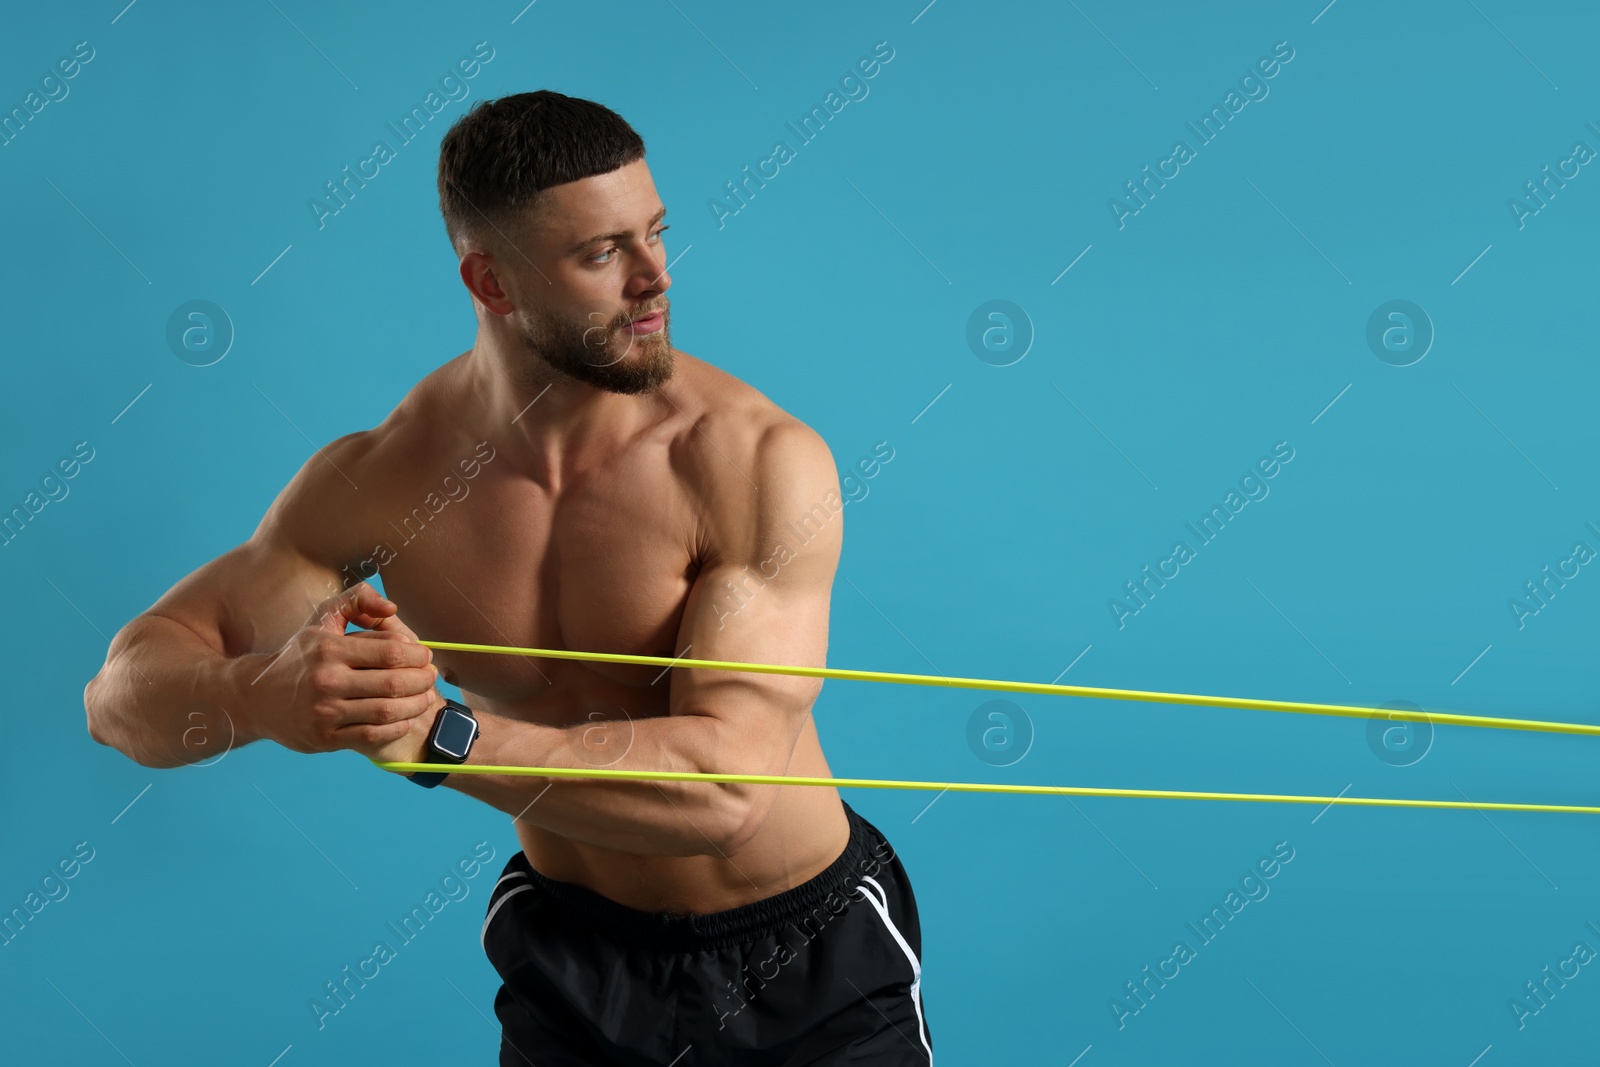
[424,421,843,857]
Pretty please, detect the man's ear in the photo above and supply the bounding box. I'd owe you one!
[460,252,517,316]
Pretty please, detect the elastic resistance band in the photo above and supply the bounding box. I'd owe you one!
[417,639,1600,738]
[370,761,1600,815]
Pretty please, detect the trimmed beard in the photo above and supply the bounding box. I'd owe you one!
[515,303,674,395]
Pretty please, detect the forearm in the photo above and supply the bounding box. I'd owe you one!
[85,614,269,768]
[442,710,782,858]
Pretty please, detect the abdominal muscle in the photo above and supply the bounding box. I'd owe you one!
[462,684,852,915]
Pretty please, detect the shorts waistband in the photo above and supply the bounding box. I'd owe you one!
[502,800,895,952]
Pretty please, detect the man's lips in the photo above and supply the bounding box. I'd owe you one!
[624,311,665,334]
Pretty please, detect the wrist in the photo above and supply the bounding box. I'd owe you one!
[406,697,479,788]
[214,648,279,747]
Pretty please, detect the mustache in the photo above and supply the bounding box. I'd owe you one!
[620,303,667,326]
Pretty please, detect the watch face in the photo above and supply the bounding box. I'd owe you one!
[432,708,477,760]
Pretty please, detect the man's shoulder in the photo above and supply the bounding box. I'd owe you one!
[347,354,477,463]
[668,354,840,559]
[263,357,471,526]
[669,353,835,488]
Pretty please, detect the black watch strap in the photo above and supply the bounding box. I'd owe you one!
[407,768,452,788]
[408,698,478,789]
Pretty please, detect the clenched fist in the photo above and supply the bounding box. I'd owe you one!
[243,583,442,761]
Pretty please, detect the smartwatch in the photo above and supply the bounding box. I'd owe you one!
[408,698,479,788]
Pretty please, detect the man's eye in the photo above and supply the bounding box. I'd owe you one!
[590,226,667,264]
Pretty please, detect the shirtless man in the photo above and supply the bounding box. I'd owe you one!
[83,91,932,1065]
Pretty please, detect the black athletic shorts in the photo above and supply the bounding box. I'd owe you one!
[480,800,933,1066]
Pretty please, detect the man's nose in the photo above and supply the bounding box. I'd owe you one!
[631,244,671,296]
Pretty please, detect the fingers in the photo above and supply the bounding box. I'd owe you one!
[311,582,396,633]
[302,656,439,745]
[331,715,423,750]
[341,630,433,670]
[326,692,439,730]
[309,586,432,660]
[323,663,438,702]
[293,589,447,742]
[313,691,438,736]
[369,611,422,643]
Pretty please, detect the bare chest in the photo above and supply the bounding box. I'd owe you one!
[361,455,701,719]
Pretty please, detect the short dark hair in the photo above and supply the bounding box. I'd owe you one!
[436,90,646,254]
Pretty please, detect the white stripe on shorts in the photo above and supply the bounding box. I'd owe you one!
[855,874,932,1063]
[482,876,531,951]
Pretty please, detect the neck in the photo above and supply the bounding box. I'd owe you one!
[464,328,663,490]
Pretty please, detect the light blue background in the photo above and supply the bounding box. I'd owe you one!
[3,0,1598,1063]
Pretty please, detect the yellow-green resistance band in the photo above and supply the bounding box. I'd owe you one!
[376,638,1600,814]
[417,638,1600,738]
[368,761,1600,816]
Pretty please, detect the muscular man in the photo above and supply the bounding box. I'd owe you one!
[83,91,932,1065]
